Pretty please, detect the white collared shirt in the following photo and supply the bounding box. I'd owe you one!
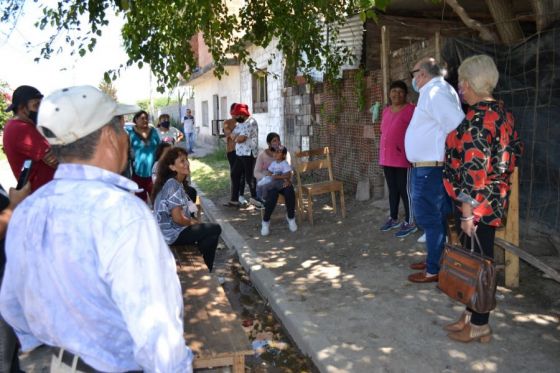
[0,163,193,372]
[404,76,465,163]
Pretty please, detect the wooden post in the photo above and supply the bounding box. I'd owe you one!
[233,354,245,373]
[496,168,520,287]
[381,25,390,199]
[435,31,441,63]
[380,25,389,107]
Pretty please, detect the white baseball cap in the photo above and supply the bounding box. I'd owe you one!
[38,85,140,145]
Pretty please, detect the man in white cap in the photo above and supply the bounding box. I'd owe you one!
[0,86,193,372]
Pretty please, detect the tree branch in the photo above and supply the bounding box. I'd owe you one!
[531,0,560,32]
[444,0,499,43]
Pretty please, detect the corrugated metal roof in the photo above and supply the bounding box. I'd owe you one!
[306,15,364,81]
[338,15,364,70]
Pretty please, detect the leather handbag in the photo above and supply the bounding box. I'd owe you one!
[437,233,497,313]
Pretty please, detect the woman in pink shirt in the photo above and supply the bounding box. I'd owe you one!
[379,81,417,238]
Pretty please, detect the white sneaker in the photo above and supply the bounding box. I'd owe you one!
[261,220,270,236]
[238,195,248,205]
[286,216,298,232]
[417,233,426,243]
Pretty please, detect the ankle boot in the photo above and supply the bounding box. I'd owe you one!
[443,310,471,332]
[447,322,492,343]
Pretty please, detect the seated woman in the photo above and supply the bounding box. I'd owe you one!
[254,132,297,236]
[152,143,197,202]
[256,145,292,203]
[152,147,221,271]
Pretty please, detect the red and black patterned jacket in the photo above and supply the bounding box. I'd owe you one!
[443,100,522,227]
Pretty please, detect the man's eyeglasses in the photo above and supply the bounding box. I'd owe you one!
[409,69,420,79]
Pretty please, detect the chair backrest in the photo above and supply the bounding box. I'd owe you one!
[294,146,334,196]
[294,146,334,185]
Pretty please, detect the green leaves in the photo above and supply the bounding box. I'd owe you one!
[1,0,394,90]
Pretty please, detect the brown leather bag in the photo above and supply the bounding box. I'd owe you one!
[437,233,497,313]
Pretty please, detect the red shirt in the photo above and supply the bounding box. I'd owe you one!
[379,103,415,168]
[443,101,522,227]
[3,118,55,192]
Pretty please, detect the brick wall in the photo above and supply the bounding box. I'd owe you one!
[312,70,385,198]
[283,36,440,199]
[283,70,385,198]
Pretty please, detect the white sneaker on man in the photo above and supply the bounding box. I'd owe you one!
[261,220,270,236]
[286,216,298,232]
[417,233,426,243]
[238,195,248,206]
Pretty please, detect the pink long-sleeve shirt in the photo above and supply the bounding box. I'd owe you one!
[379,103,415,168]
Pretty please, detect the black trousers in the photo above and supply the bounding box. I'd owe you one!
[172,223,222,272]
[454,212,496,325]
[230,155,256,201]
[263,185,297,222]
[227,151,245,197]
[383,166,413,223]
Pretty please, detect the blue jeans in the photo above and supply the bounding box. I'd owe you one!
[186,132,195,152]
[411,167,451,275]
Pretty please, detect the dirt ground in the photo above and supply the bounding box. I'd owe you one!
[213,192,560,373]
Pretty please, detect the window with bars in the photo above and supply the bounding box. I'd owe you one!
[201,100,209,127]
[252,70,268,113]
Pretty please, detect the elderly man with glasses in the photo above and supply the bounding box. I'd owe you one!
[405,58,465,283]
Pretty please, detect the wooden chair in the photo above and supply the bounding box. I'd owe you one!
[294,146,345,225]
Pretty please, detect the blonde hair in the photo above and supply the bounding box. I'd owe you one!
[458,55,499,96]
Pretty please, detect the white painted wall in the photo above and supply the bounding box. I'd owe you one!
[240,39,285,150]
[189,65,241,144]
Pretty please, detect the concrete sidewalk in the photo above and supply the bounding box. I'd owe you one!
[200,191,560,373]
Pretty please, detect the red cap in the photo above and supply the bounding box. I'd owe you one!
[231,103,250,117]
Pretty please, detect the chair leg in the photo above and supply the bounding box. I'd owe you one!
[340,187,346,218]
[307,194,314,225]
[295,195,303,223]
[330,191,337,214]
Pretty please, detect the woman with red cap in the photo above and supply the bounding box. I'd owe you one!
[225,103,258,207]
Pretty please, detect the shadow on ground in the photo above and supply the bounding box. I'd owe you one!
[216,193,560,373]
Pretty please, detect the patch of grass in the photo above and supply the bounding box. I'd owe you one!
[190,148,230,199]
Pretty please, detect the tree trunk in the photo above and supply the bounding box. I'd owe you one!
[485,0,524,44]
[531,0,560,32]
[444,0,499,43]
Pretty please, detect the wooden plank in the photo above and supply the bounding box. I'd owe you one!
[494,238,560,283]
[176,247,253,367]
[296,159,329,173]
[496,168,520,287]
[295,146,329,158]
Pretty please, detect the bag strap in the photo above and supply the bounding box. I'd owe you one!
[470,230,483,255]
[458,230,484,256]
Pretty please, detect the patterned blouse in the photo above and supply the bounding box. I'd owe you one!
[233,117,259,157]
[443,100,522,227]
